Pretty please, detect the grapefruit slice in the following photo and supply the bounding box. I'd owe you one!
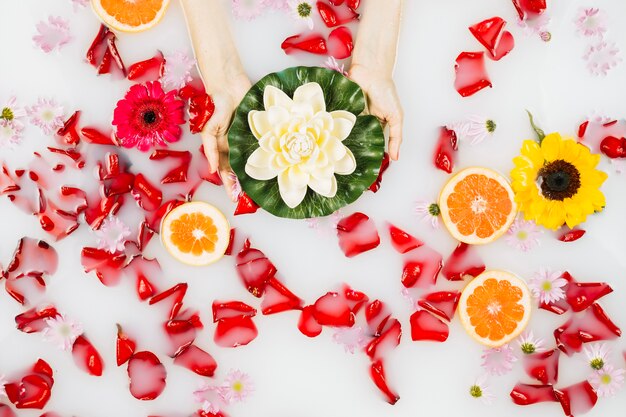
[458,270,531,347]
[439,167,517,245]
[161,202,230,266]
[91,0,170,33]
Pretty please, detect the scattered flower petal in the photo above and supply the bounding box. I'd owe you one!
[336,212,380,258]
[454,51,492,97]
[127,351,167,401]
[523,348,560,385]
[323,56,348,75]
[0,120,24,148]
[194,382,227,414]
[33,16,72,53]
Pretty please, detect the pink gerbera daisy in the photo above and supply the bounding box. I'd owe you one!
[113,81,185,152]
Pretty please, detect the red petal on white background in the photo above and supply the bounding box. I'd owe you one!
[510,383,557,406]
[127,351,167,401]
[5,238,58,280]
[0,404,16,417]
[417,291,461,322]
[261,277,303,315]
[38,196,80,241]
[212,300,257,321]
[441,242,485,281]
[522,348,560,385]
[4,359,54,410]
[336,212,380,258]
[124,256,162,301]
[116,324,136,367]
[401,245,443,289]
[173,345,217,377]
[214,315,258,348]
[149,283,188,321]
[387,223,423,254]
[164,310,203,357]
[72,335,104,376]
[364,318,401,360]
[235,241,277,297]
[4,274,47,305]
[365,299,391,337]
[15,305,59,333]
[565,278,613,313]
[312,291,354,327]
[554,381,598,417]
[488,30,514,61]
[80,247,126,287]
[454,51,492,97]
[409,310,449,342]
[369,359,400,405]
[343,285,369,314]
[298,305,323,338]
[555,303,621,355]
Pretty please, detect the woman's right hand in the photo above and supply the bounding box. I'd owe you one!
[200,74,251,202]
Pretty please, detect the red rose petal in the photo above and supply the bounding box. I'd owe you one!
[410,310,449,342]
[336,212,380,257]
[4,274,47,305]
[234,192,260,216]
[0,404,16,417]
[599,136,626,159]
[214,315,258,348]
[565,279,613,313]
[235,241,277,297]
[441,242,485,281]
[347,0,360,10]
[343,284,369,314]
[84,194,124,230]
[558,229,586,242]
[5,238,58,280]
[454,52,492,97]
[147,199,184,232]
[522,348,560,385]
[56,111,81,146]
[417,291,461,322]
[298,305,323,338]
[80,126,118,146]
[4,359,54,410]
[433,126,458,173]
[72,335,104,376]
[261,277,303,315]
[555,303,621,355]
[127,351,167,401]
[317,1,359,27]
[554,381,598,417]
[80,247,127,287]
[149,150,192,184]
[488,30,514,61]
[281,33,328,55]
[132,173,163,212]
[364,318,401,360]
[469,17,507,57]
[312,291,354,327]
[365,299,391,337]
[127,51,165,82]
[401,245,443,289]
[369,152,390,193]
[510,383,557,405]
[512,0,547,20]
[149,283,188,320]
[212,300,257,322]
[124,256,162,301]
[328,26,354,59]
[164,311,202,357]
[37,196,80,241]
[86,24,109,66]
[188,93,215,134]
[370,359,399,405]
[173,345,217,377]
[15,305,59,333]
[116,324,137,367]
[387,223,423,254]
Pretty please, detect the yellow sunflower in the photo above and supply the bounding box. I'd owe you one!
[510,132,607,230]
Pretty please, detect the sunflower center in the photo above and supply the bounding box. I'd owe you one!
[538,159,581,201]
[1,107,14,121]
[143,110,158,125]
[297,2,312,17]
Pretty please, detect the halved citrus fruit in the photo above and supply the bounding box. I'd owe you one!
[91,0,170,33]
[458,270,531,348]
[161,202,230,266]
[439,167,517,245]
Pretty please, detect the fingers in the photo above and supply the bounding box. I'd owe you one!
[387,111,403,161]
[201,128,219,173]
[217,132,237,202]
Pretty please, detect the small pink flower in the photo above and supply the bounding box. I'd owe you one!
[589,365,625,397]
[95,216,131,253]
[517,14,551,39]
[528,267,567,304]
[266,0,288,11]
[161,51,196,90]
[27,98,65,135]
[193,382,227,414]
[584,343,611,370]
[33,16,72,53]
[113,81,185,151]
[0,120,24,148]
[324,57,348,76]
[447,115,496,145]
[42,314,83,351]
[583,41,621,76]
[2,96,27,124]
[469,374,494,405]
[517,330,545,355]
[71,0,90,11]
[414,200,440,229]
[481,344,517,376]
[288,0,315,29]
[222,369,254,403]
[232,0,269,21]
[506,217,542,251]
[575,8,607,37]
[332,326,367,354]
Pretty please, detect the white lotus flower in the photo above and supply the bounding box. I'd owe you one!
[245,82,357,208]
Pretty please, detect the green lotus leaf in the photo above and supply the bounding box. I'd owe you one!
[228,66,384,219]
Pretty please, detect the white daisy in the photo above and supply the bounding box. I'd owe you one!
[589,365,625,397]
[448,115,496,145]
[469,374,494,405]
[583,343,611,370]
[414,200,440,229]
[517,330,545,355]
[288,0,315,29]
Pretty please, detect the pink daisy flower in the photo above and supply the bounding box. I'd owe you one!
[42,314,83,351]
[332,326,367,354]
[232,0,268,21]
[95,216,131,253]
[161,51,196,90]
[517,14,551,40]
[583,41,621,76]
[414,200,440,229]
[447,115,496,145]
[193,382,227,414]
[469,374,494,405]
[517,330,545,355]
[113,81,185,152]
[584,343,611,370]
[528,267,567,304]
[324,57,348,76]
[481,344,517,376]
[33,16,72,53]
[506,218,542,251]
[575,8,607,37]
[222,369,254,403]
[2,96,27,125]
[589,365,625,398]
[0,120,24,148]
[288,0,315,29]
[71,0,90,11]
[27,98,65,135]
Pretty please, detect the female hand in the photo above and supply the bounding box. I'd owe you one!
[200,74,251,201]
[349,64,404,160]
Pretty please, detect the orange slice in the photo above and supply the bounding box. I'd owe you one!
[458,270,531,348]
[161,202,230,266]
[91,0,170,33]
[439,167,517,245]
